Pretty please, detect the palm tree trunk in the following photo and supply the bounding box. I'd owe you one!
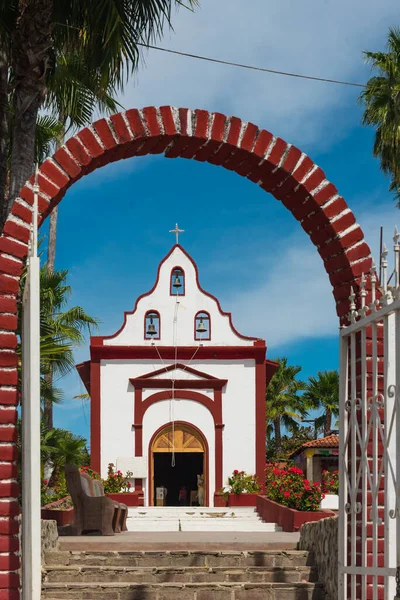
[324,408,332,437]
[274,417,282,454]
[44,116,65,430]
[47,115,65,272]
[6,0,53,218]
[0,48,9,230]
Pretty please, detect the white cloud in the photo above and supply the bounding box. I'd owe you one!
[118,0,399,150]
[223,198,400,349]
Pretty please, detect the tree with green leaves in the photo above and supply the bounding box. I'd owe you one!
[0,0,197,230]
[266,425,315,463]
[17,265,99,428]
[266,357,307,454]
[303,370,339,437]
[360,27,400,205]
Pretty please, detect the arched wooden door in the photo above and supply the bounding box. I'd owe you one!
[149,422,208,506]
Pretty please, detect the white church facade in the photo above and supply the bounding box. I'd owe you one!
[77,239,277,506]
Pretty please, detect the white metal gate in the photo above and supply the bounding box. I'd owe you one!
[339,233,400,600]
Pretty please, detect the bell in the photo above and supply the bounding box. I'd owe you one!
[146,318,157,336]
[196,319,207,333]
[173,275,182,289]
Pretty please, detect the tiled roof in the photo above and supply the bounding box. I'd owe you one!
[290,435,339,457]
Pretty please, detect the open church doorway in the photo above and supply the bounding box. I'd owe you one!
[150,422,208,506]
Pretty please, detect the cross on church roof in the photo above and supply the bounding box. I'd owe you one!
[169,223,184,244]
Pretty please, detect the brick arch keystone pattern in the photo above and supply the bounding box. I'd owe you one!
[0,106,373,599]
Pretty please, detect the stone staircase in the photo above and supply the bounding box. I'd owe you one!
[126,506,281,532]
[42,549,325,599]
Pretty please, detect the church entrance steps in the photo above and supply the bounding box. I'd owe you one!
[126,507,280,532]
[42,550,325,599]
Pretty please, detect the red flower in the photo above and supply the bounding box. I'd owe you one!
[283,491,290,498]
[233,470,239,475]
[43,480,48,485]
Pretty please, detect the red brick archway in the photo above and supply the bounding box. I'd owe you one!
[0,106,372,598]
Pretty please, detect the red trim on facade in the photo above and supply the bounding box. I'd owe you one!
[90,360,101,474]
[95,244,259,343]
[265,359,279,385]
[255,356,266,482]
[134,389,223,431]
[170,266,185,296]
[214,390,224,491]
[130,378,227,390]
[76,360,91,394]
[148,420,210,507]
[144,310,161,340]
[130,362,222,382]
[194,310,211,341]
[90,343,266,361]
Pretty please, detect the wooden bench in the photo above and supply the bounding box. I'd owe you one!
[62,464,128,536]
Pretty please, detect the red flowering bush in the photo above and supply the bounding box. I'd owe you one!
[79,463,133,494]
[227,470,262,494]
[264,464,323,511]
[322,469,339,494]
[102,463,133,494]
[80,465,101,480]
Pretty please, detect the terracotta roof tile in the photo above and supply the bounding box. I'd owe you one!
[289,435,339,457]
[301,435,339,448]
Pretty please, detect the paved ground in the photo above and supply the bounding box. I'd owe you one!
[59,530,300,552]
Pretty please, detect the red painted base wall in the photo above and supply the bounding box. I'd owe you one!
[256,495,335,532]
[228,493,258,507]
[106,491,144,506]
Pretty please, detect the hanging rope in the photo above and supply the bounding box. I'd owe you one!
[150,274,206,468]
[171,293,180,467]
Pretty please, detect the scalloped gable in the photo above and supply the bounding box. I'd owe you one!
[102,245,260,347]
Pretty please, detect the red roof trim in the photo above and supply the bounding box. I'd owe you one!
[89,344,266,361]
[76,360,91,394]
[97,244,260,343]
[131,362,220,381]
[289,435,339,457]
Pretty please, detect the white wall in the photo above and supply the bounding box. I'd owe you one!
[142,400,215,504]
[100,358,256,504]
[103,246,255,347]
[98,246,259,506]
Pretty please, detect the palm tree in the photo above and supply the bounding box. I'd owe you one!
[43,428,88,487]
[303,370,339,437]
[266,357,307,454]
[0,0,197,229]
[360,27,400,205]
[18,265,100,427]
[44,49,123,272]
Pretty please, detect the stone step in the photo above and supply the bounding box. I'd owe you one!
[126,522,279,533]
[43,564,318,584]
[45,550,314,569]
[127,515,265,520]
[41,581,325,600]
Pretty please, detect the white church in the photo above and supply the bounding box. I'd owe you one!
[77,227,277,506]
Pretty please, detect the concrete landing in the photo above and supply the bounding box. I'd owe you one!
[59,530,300,552]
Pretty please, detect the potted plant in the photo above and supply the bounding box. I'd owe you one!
[257,464,334,532]
[320,469,339,510]
[41,478,74,526]
[214,487,229,507]
[220,470,262,507]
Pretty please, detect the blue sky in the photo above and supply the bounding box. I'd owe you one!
[40,0,400,441]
